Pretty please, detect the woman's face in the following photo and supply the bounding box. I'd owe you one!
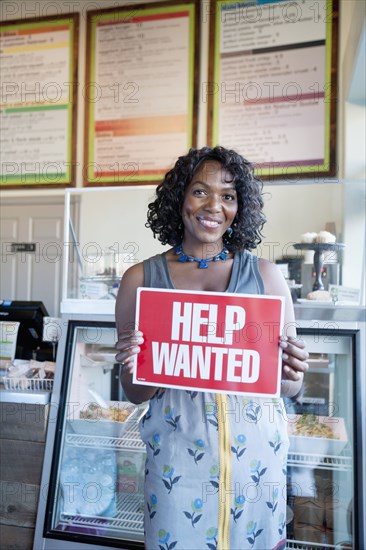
[181,160,238,248]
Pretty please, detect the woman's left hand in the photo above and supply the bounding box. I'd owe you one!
[280,336,309,381]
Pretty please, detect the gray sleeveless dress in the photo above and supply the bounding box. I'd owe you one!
[140,251,288,550]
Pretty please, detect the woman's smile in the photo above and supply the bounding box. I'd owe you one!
[196,215,223,229]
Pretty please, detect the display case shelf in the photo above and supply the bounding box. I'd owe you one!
[287,541,339,549]
[59,493,143,537]
[64,429,352,472]
[288,450,352,471]
[65,424,145,452]
[3,376,54,392]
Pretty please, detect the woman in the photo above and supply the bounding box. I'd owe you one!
[115,146,308,550]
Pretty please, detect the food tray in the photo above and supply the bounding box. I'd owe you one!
[80,354,116,369]
[306,355,330,369]
[68,401,138,438]
[288,415,348,456]
[3,376,54,392]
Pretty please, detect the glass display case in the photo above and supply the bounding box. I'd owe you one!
[61,187,168,313]
[33,311,365,549]
[35,315,147,549]
[285,327,363,549]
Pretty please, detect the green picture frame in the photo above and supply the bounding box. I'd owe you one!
[207,0,339,181]
[0,14,79,188]
[84,0,200,186]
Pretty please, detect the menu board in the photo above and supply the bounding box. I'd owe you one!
[208,0,338,180]
[0,15,79,188]
[85,1,199,185]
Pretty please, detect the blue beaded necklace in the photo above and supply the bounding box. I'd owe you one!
[175,244,229,269]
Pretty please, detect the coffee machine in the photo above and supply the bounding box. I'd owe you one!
[300,262,340,298]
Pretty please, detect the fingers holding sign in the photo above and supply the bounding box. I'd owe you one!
[115,330,144,371]
[116,329,158,404]
[280,336,309,382]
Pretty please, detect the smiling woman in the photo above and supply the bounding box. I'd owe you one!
[115,146,309,550]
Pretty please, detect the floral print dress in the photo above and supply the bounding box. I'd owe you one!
[140,391,288,550]
[139,252,289,550]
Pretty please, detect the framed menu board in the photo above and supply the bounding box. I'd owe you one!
[84,0,200,186]
[0,15,79,188]
[208,0,339,180]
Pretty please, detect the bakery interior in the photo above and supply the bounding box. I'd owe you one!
[0,1,365,549]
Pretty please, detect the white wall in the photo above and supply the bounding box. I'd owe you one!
[1,0,364,295]
[76,186,170,262]
[340,1,366,296]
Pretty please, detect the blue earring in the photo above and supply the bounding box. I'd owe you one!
[226,227,233,237]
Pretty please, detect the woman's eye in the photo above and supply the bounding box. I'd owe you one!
[192,189,206,196]
[223,194,236,201]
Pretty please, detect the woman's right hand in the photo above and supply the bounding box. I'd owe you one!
[116,329,155,404]
[115,330,144,371]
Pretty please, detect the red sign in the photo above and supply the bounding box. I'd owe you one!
[134,288,284,397]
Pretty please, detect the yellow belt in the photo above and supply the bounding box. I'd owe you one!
[216,394,232,550]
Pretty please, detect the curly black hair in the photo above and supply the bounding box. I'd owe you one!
[146,146,266,252]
